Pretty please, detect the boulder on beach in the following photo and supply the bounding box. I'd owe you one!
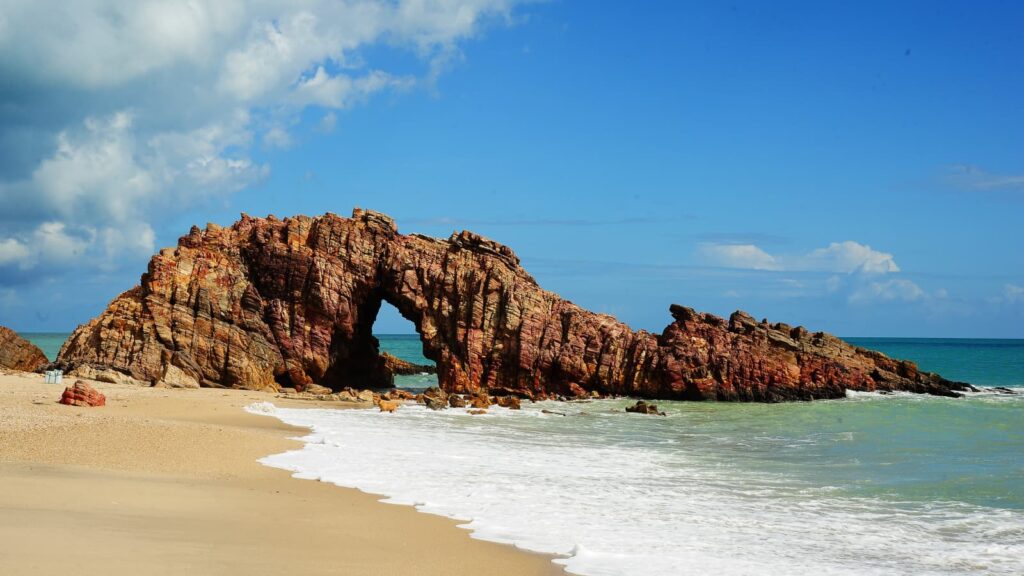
[60,381,106,407]
[0,326,48,373]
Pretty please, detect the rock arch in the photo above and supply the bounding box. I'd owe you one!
[57,209,970,401]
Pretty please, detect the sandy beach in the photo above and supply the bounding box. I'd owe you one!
[0,371,562,576]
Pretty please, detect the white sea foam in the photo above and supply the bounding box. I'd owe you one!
[248,400,1024,576]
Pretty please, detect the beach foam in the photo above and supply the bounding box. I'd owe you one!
[249,398,1024,576]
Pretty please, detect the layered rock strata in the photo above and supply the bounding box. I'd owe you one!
[0,326,48,372]
[60,381,106,407]
[57,209,972,401]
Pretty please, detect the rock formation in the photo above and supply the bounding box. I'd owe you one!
[60,381,106,407]
[57,209,972,402]
[381,352,436,376]
[626,400,666,416]
[0,326,48,372]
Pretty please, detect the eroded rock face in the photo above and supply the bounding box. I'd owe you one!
[0,326,47,372]
[57,209,972,401]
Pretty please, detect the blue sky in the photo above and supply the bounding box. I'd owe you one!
[0,1,1022,337]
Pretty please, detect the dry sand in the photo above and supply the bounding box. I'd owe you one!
[0,371,563,575]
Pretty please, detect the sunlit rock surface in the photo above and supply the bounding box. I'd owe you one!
[57,209,971,401]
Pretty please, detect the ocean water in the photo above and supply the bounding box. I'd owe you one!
[845,338,1024,387]
[249,336,1023,576]
[376,333,439,389]
[20,332,1024,574]
[250,391,1024,576]
[20,332,70,361]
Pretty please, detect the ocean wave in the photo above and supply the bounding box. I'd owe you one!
[247,400,1024,576]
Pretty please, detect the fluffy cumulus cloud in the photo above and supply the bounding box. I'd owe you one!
[0,0,523,278]
[699,240,899,275]
[699,240,939,304]
[699,244,780,271]
[801,241,899,274]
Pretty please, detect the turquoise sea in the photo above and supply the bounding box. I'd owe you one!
[845,337,1024,387]
[24,332,1024,574]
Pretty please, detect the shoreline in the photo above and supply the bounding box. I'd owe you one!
[0,371,563,576]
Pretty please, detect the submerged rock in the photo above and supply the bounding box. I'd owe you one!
[495,395,521,410]
[625,400,665,416]
[468,392,491,409]
[0,326,47,373]
[56,209,973,402]
[423,387,448,410]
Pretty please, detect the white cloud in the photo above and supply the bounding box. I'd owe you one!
[1002,284,1024,304]
[293,66,414,109]
[801,241,899,274]
[699,240,946,305]
[946,164,1024,192]
[0,110,259,269]
[33,222,90,264]
[700,240,899,274]
[0,221,97,270]
[318,111,338,133]
[29,112,157,224]
[262,126,294,150]
[849,279,926,303]
[0,1,245,89]
[699,243,780,271]
[825,274,843,293]
[0,238,30,266]
[0,0,525,281]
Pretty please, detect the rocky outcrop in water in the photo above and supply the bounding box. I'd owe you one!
[57,209,972,401]
[0,326,48,372]
[625,400,665,416]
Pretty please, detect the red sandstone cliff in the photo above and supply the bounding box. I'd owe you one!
[56,209,971,401]
[0,326,48,372]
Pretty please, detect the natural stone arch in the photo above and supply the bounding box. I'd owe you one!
[57,208,970,401]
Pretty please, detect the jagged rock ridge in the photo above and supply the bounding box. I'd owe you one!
[56,209,972,401]
[0,326,48,372]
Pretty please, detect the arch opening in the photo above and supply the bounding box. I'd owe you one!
[374,299,438,391]
[316,292,437,392]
